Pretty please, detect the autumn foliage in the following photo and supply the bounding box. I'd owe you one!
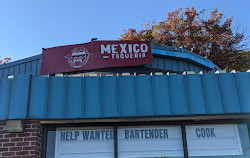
[120,7,249,72]
[0,57,11,65]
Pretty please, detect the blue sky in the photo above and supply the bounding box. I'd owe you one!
[0,0,249,61]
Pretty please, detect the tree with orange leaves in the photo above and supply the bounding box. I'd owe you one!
[0,57,11,65]
[120,7,249,72]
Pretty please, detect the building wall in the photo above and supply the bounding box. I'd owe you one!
[0,55,41,79]
[0,119,250,157]
[0,120,43,158]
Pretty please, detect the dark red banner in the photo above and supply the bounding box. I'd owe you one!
[40,41,152,74]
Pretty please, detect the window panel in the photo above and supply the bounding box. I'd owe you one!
[117,126,184,158]
[49,127,114,158]
[186,124,250,158]
[45,123,250,158]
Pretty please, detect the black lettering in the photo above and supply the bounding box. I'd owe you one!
[140,130,144,139]
[130,130,135,139]
[90,131,95,140]
[82,131,89,140]
[206,128,210,137]
[95,131,100,140]
[163,129,168,138]
[211,128,216,137]
[125,130,129,139]
[75,131,79,140]
[101,131,105,140]
[196,128,201,137]
[110,130,114,139]
[154,129,159,138]
[61,132,65,141]
[145,130,149,139]
[149,129,154,139]
[106,130,110,140]
[70,131,74,140]
[201,128,205,137]
[66,132,70,141]
[135,130,139,139]
[159,129,163,138]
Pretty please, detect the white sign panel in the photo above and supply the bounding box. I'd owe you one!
[118,126,183,158]
[54,128,114,158]
[186,124,242,156]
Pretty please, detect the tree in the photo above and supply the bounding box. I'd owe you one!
[227,51,250,72]
[120,7,249,72]
[0,57,11,65]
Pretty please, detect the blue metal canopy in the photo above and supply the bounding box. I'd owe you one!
[0,72,249,120]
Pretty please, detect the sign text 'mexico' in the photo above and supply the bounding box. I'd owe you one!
[101,43,148,59]
[40,41,152,75]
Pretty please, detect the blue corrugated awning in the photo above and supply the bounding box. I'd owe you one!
[151,49,215,69]
[0,72,249,120]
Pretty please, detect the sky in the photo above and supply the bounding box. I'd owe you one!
[0,0,250,61]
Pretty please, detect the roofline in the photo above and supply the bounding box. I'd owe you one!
[39,113,250,124]
[151,44,220,70]
[0,45,220,71]
[0,54,41,69]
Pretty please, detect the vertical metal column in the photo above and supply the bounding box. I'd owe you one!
[114,126,118,158]
[41,126,48,158]
[181,123,189,158]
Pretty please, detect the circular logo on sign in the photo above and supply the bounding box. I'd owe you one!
[64,46,93,68]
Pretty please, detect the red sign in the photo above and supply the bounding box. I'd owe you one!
[40,41,152,74]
